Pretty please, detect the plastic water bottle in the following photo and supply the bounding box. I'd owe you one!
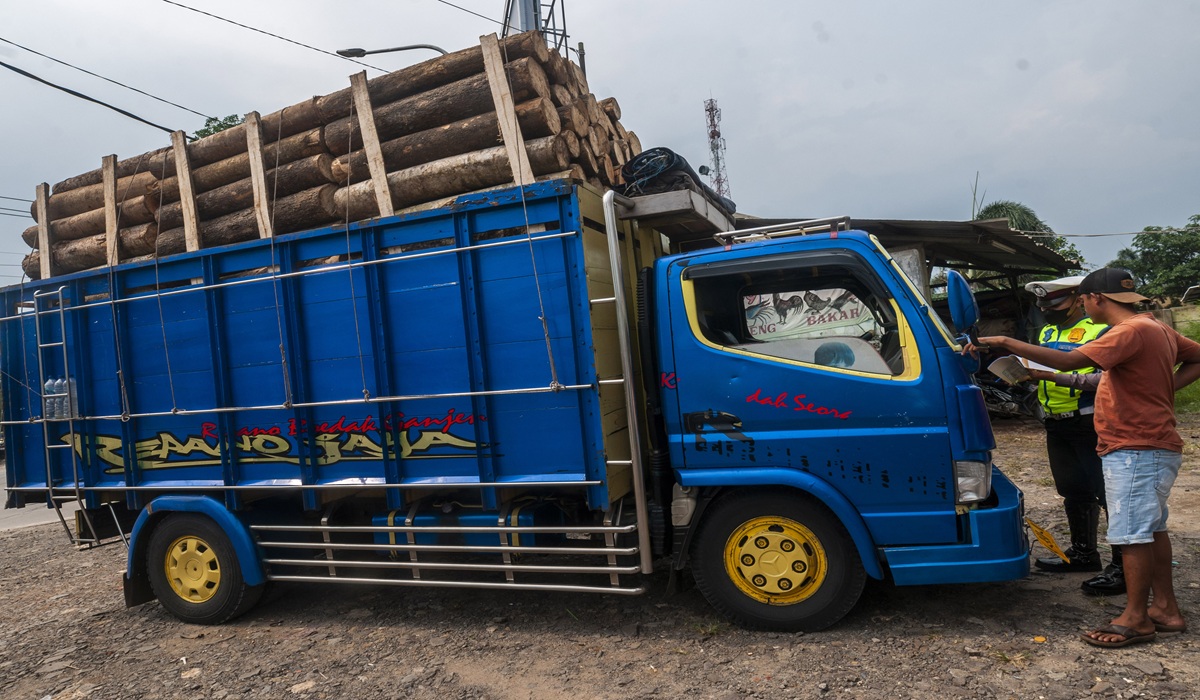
[66,377,78,419]
[43,378,57,420]
[52,378,66,419]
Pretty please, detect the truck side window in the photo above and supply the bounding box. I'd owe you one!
[690,264,906,376]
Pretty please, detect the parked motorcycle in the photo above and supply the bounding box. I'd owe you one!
[976,373,1038,419]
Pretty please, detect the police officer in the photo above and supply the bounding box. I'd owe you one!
[1024,276,1124,595]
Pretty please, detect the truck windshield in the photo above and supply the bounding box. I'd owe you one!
[688,256,909,376]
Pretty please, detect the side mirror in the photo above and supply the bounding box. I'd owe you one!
[946,270,979,333]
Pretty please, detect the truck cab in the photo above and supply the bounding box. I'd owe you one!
[634,216,1028,630]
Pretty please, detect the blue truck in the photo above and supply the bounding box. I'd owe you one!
[2,180,1028,631]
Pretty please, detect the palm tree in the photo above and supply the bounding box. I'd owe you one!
[975,200,1083,265]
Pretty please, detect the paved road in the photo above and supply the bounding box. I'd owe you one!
[0,457,79,532]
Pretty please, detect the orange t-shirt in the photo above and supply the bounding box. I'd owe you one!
[1076,314,1200,455]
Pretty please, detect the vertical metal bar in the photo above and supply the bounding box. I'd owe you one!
[277,249,318,512]
[201,256,240,511]
[602,190,653,574]
[357,225,400,507]
[455,213,498,510]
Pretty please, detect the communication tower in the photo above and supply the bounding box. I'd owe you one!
[703,98,730,198]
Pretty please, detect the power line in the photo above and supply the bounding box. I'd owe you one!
[436,0,509,28]
[0,59,178,135]
[0,206,32,214]
[0,211,33,218]
[158,0,386,72]
[0,36,213,120]
[1,195,34,203]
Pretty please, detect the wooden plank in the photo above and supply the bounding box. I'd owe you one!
[243,111,275,238]
[349,71,394,218]
[171,130,201,252]
[35,183,51,279]
[102,155,119,266]
[479,33,535,186]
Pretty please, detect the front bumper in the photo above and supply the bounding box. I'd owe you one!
[882,468,1029,586]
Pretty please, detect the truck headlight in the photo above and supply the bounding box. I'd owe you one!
[954,459,992,504]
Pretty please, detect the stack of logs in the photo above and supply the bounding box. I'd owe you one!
[21,31,641,280]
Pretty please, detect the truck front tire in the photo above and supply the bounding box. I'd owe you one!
[691,490,866,632]
[146,514,263,625]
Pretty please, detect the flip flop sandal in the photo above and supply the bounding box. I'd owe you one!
[1081,624,1157,648]
[1150,618,1187,635]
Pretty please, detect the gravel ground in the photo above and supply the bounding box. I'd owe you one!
[3,417,1200,700]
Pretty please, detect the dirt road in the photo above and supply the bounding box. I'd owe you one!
[2,418,1198,699]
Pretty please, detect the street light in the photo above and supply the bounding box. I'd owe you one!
[337,44,449,58]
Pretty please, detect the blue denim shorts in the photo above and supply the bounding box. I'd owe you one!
[1102,449,1182,545]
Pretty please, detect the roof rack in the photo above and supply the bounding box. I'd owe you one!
[713,216,851,247]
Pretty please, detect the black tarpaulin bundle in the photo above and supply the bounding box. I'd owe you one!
[617,147,737,217]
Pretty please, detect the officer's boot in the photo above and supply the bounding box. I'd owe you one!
[1035,503,1102,572]
[1082,544,1126,596]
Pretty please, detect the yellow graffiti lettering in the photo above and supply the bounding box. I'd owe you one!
[342,433,385,460]
[405,431,479,456]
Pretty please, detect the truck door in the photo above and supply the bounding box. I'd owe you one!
[663,245,960,547]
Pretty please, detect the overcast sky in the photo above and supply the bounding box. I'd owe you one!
[2,1,1197,285]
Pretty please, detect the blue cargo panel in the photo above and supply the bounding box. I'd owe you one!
[1,181,612,509]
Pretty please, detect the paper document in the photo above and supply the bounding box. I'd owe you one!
[987,355,1032,385]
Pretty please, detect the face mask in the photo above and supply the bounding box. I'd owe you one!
[1042,300,1077,325]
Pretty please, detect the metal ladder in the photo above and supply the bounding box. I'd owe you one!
[31,287,107,548]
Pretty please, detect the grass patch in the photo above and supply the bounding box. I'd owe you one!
[1178,322,1200,414]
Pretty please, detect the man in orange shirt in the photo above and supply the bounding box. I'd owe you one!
[970,268,1200,648]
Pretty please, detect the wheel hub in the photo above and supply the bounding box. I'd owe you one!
[724,516,827,605]
[164,535,221,603]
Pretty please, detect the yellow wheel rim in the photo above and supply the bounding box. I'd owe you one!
[163,535,221,604]
[723,516,827,605]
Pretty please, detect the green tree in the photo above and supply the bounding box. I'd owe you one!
[975,199,1084,265]
[1107,214,1200,301]
[191,114,243,140]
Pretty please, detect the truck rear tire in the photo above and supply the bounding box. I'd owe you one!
[147,514,263,625]
[691,490,866,632]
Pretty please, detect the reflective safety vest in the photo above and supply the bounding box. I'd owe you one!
[1038,317,1107,415]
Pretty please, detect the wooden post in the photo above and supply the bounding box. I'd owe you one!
[102,155,120,266]
[480,33,535,186]
[243,111,275,239]
[350,71,394,218]
[171,130,201,252]
[35,183,52,279]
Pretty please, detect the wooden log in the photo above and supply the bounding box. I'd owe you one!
[156,184,340,255]
[22,195,158,246]
[364,168,586,223]
[599,97,622,122]
[156,154,335,230]
[560,129,580,159]
[544,50,571,88]
[32,170,157,221]
[51,149,167,194]
[324,56,550,157]
[315,30,549,123]
[147,127,326,202]
[627,131,643,156]
[333,135,570,222]
[331,97,560,185]
[568,60,589,96]
[260,97,323,142]
[587,126,611,163]
[555,100,589,138]
[550,83,573,109]
[144,103,324,179]
[21,223,158,279]
[577,140,600,177]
